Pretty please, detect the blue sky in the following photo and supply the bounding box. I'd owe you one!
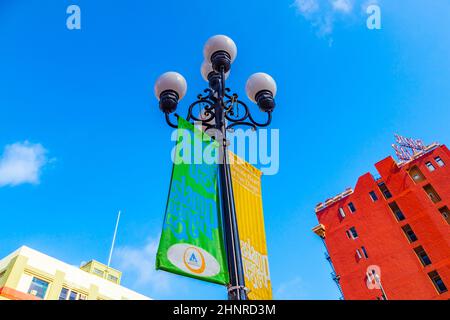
[1,0,450,299]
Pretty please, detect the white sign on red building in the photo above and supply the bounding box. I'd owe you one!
[392,134,427,162]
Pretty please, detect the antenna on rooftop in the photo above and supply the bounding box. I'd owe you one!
[107,210,121,268]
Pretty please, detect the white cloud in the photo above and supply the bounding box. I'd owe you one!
[292,0,373,39]
[114,237,173,296]
[275,276,309,300]
[0,141,48,187]
[331,0,353,13]
[293,0,319,15]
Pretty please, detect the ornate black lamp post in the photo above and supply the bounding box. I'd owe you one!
[154,35,277,300]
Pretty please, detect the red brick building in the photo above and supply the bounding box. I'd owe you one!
[313,143,450,300]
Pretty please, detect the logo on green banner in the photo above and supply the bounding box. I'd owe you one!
[156,118,229,285]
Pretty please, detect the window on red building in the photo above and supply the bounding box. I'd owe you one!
[438,206,450,225]
[369,191,378,202]
[402,224,418,243]
[389,202,406,221]
[346,227,358,240]
[414,246,432,266]
[361,246,369,259]
[425,161,436,172]
[423,184,442,204]
[356,247,369,260]
[408,166,426,183]
[348,202,356,213]
[434,156,445,167]
[378,182,392,199]
[356,249,362,259]
[338,207,346,219]
[428,271,448,294]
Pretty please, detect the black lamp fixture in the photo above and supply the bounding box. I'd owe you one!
[154,71,187,114]
[154,35,277,130]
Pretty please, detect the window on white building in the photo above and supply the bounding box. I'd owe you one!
[93,268,104,277]
[59,287,69,300]
[28,277,49,299]
[107,274,119,284]
[59,287,87,300]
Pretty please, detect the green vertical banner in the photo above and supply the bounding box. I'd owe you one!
[156,118,229,285]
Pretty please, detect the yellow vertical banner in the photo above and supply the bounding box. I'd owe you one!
[229,151,272,300]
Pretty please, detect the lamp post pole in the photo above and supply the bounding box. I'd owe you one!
[154,35,277,300]
[214,67,247,300]
[373,270,388,300]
